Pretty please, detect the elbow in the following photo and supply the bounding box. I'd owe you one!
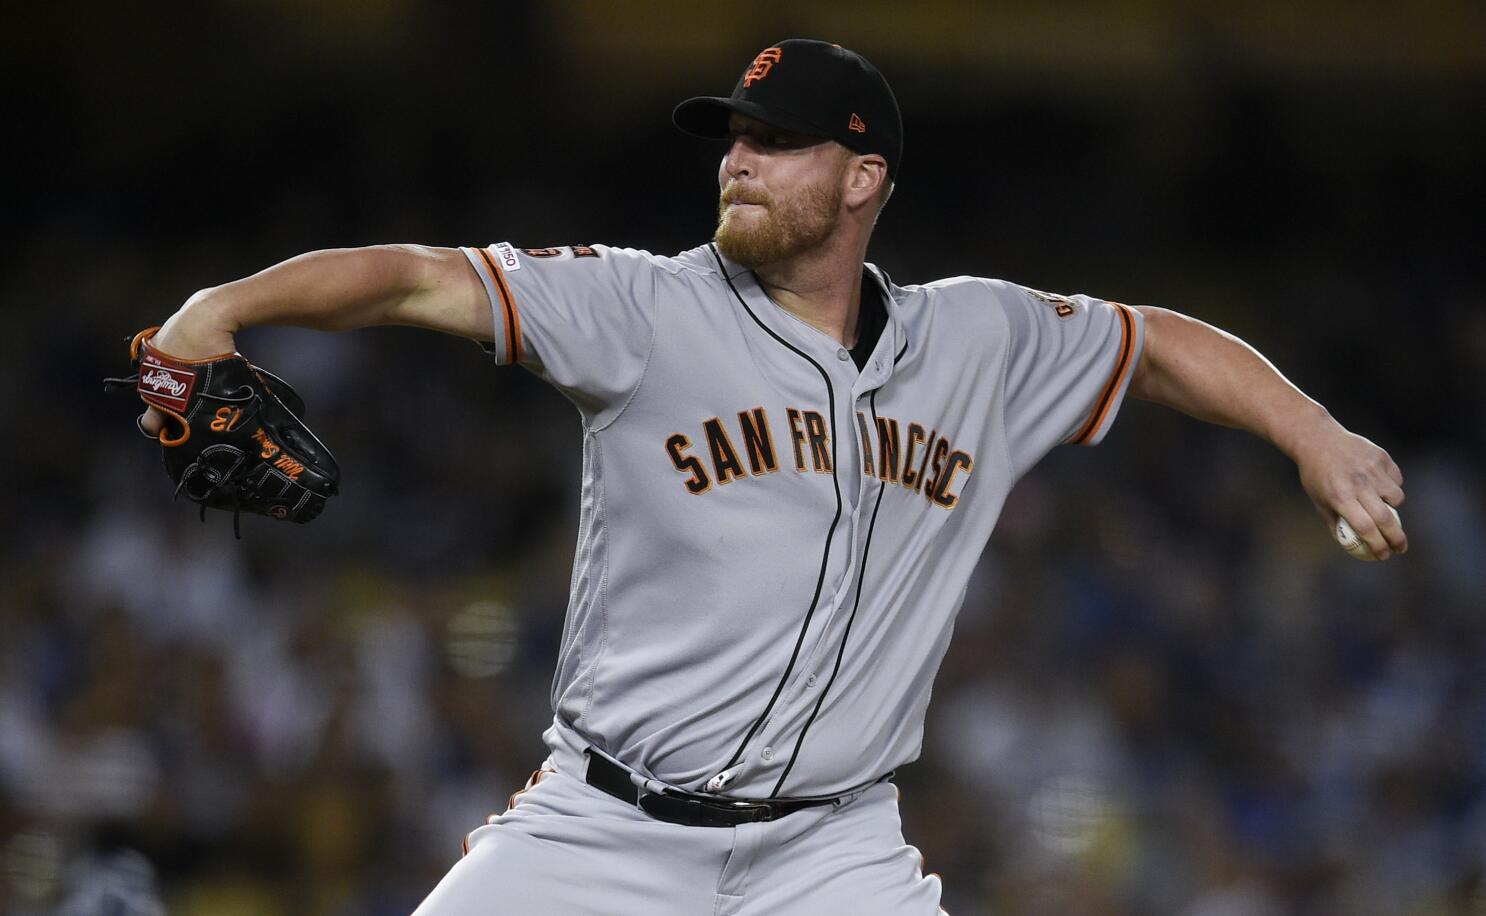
[1128,305,1167,401]
[379,244,462,294]
[1128,305,1198,403]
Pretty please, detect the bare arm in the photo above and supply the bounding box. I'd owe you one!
[139,244,490,434]
[1129,305,1408,559]
[150,244,489,357]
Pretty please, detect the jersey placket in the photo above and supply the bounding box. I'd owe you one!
[749,314,901,796]
[711,261,902,797]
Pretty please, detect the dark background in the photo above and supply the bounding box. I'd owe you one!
[3,2,1484,913]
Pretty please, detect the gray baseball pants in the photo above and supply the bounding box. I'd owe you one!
[412,759,944,915]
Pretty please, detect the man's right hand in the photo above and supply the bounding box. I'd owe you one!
[138,293,239,437]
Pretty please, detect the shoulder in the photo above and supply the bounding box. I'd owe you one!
[904,274,1094,327]
[583,243,733,286]
[498,243,694,277]
[915,275,1044,308]
[885,271,1025,328]
[885,272,1112,364]
[503,245,726,306]
[665,244,737,283]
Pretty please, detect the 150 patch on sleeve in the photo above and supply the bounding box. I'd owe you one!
[492,242,522,272]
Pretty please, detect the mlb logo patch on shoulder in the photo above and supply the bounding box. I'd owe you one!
[1028,288,1077,319]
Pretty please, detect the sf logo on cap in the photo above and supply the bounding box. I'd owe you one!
[744,47,783,87]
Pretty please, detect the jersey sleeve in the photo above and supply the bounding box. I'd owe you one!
[460,243,658,427]
[998,284,1145,477]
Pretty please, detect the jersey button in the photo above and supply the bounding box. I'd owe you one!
[836,348,850,361]
[761,747,774,761]
[806,675,817,687]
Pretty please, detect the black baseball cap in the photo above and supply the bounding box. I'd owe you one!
[673,39,903,179]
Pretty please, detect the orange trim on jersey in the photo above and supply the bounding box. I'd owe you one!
[1071,302,1136,445]
[467,248,504,355]
[474,246,524,364]
[489,248,524,364]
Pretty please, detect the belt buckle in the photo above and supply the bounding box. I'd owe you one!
[638,791,775,827]
[717,798,775,820]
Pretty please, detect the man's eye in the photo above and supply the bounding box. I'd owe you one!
[727,127,800,148]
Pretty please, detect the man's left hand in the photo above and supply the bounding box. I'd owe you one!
[1293,423,1407,560]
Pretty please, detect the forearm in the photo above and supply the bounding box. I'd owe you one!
[155,244,482,357]
[1129,304,1407,557]
[1128,305,1337,460]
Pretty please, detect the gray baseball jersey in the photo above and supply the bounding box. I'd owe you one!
[460,241,1142,801]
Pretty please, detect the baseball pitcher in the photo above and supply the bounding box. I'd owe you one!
[121,39,1407,915]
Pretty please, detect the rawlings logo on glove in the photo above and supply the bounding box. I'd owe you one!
[107,326,340,536]
[139,365,193,401]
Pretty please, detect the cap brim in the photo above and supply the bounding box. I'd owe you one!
[672,96,830,141]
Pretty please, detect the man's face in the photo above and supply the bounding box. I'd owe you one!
[714,114,849,269]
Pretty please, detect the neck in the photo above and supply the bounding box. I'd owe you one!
[752,232,871,347]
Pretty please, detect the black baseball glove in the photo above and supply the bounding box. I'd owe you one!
[109,327,340,534]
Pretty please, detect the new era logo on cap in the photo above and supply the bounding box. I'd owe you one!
[848,113,866,133]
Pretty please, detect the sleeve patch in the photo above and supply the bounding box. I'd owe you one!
[1027,288,1077,319]
[516,245,603,260]
[493,242,522,272]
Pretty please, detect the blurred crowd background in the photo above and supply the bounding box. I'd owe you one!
[4,1,1484,914]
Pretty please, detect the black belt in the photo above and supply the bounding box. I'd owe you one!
[583,749,850,828]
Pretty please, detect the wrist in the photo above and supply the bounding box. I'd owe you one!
[1269,400,1338,463]
[154,287,242,358]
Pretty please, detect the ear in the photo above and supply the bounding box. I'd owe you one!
[843,155,889,210]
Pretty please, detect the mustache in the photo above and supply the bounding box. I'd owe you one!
[720,183,772,208]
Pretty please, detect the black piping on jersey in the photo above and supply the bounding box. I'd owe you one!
[770,388,890,797]
[708,243,845,781]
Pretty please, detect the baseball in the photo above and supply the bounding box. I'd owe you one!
[1334,504,1401,561]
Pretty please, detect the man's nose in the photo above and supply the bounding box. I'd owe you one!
[723,137,755,179]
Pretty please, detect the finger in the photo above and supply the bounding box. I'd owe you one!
[1385,459,1403,488]
[1338,501,1391,561]
[138,407,165,437]
[1307,489,1337,527]
[1361,493,1408,555]
[1379,478,1405,509]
